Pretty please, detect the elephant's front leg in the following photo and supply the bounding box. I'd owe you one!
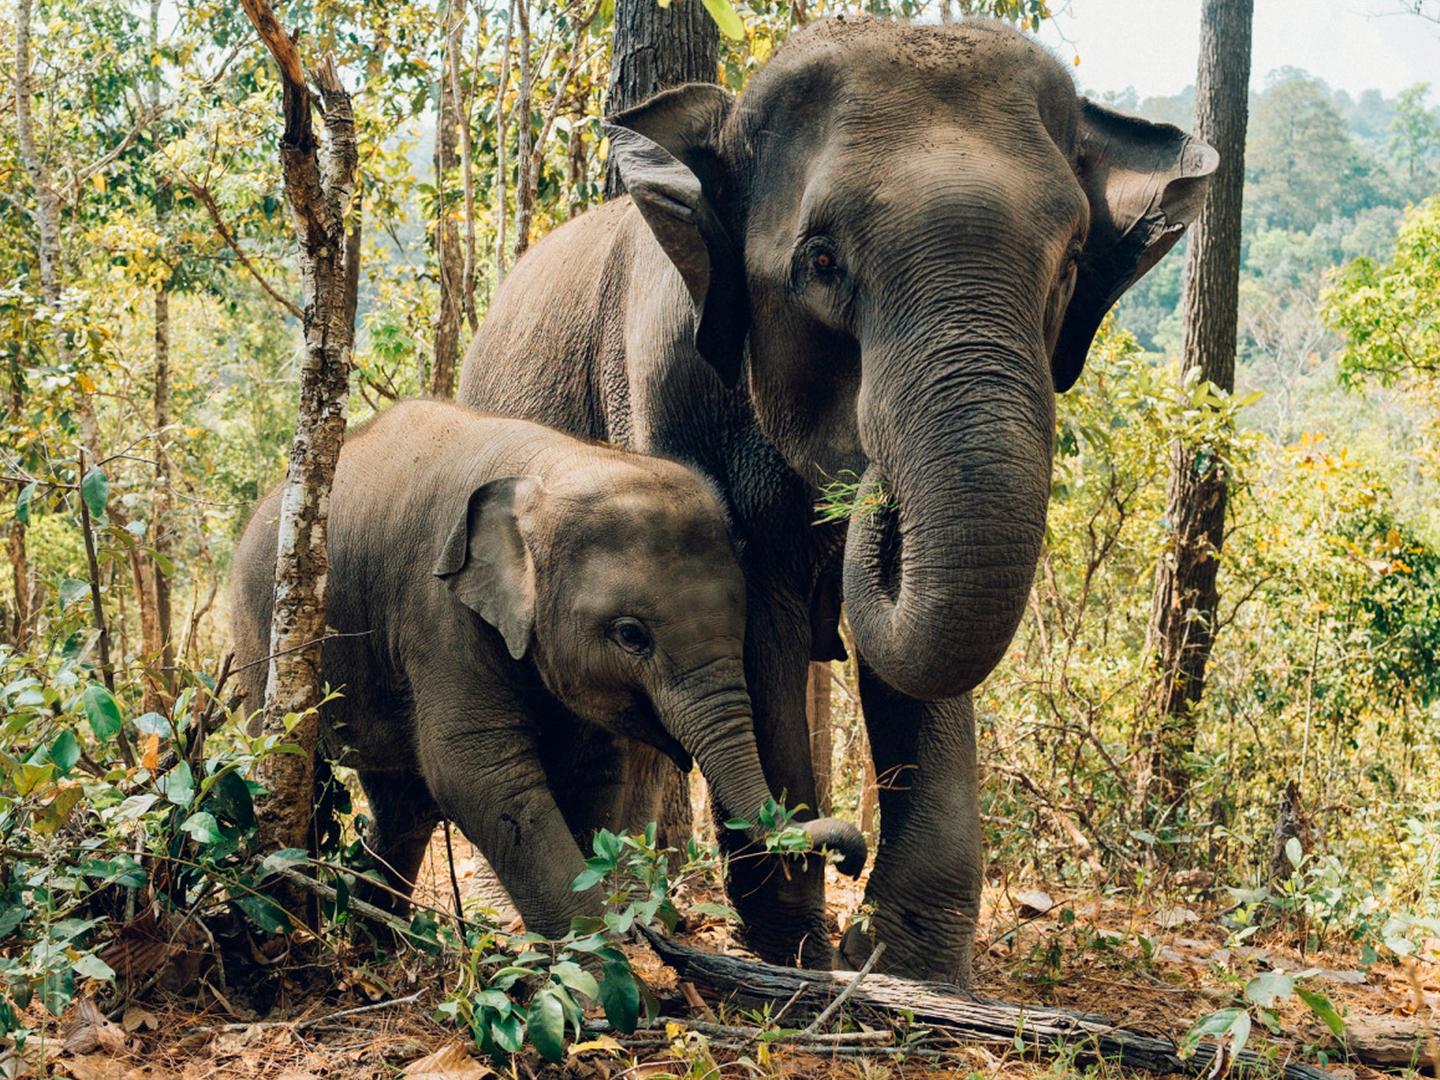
[720,577,833,968]
[415,691,598,940]
[842,658,982,985]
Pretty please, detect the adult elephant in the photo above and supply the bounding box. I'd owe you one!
[460,16,1215,981]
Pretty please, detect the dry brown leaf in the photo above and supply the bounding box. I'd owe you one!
[404,1041,494,1079]
[57,1054,144,1080]
[211,1024,268,1060]
[62,998,126,1056]
[120,1007,158,1034]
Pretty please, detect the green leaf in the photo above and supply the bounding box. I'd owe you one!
[114,793,158,820]
[15,481,36,524]
[1182,1007,1249,1058]
[598,959,640,1033]
[528,987,566,1063]
[161,760,195,806]
[550,961,599,1003]
[81,465,109,518]
[49,730,81,775]
[490,1010,525,1054]
[82,682,123,742]
[1296,987,1346,1039]
[71,953,116,981]
[1285,835,1304,868]
[259,848,311,879]
[58,578,89,606]
[696,0,743,39]
[206,767,255,829]
[571,867,605,892]
[234,893,289,934]
[132,711,171,738]
[1245,970,1294,1008]
[180,810,224,844]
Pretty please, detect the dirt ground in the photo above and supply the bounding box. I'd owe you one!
[9,826,1439,1080]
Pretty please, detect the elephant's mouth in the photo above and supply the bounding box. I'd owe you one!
[608,698,693,772]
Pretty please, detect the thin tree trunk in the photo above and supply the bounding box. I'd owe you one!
[602,0,719,198]
[492,0,516,283]
[1145,0,1253,813]
[452,8,478,333]
[510,0,533,261]
[601,0,720,838]
[7,375,32,649]
[807,663,832,816]
[149,0,175,702]
[430,0,464,399]
[240,0,358,860]
[146,283,175,707]
[14,0,98,452]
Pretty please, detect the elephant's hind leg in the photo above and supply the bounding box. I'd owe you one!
[356,770,442,912]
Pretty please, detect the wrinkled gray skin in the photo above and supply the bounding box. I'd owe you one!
[459,18,1215,978]
[230,401,866,938]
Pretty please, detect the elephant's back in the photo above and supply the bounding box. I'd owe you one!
[458,198,639,441]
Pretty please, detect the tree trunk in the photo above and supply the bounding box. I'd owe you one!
[149,0,175,704]
[14,0,97,452]
[602,0,718,198]
[430,0,464,399]
[807,663,832,816]
[1145,0,1253,813]
[7,375,32,649]
[239,0,358,860]
[510,0,534,261]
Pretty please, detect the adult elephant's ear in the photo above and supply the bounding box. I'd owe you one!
[1054,99,1219,392]
[433,476,541,660]
[604,84,747,387]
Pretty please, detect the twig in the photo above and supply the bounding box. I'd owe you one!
[801,942,884,1036]
[184,990,424,1034]
[443,820,466,933]
[275,867,436,945]
[183,180,304,319]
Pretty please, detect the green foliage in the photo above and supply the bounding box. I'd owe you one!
[1325,196,1440,386]
[442,826,730,1064]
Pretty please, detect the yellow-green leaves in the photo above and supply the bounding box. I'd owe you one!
[698,0,745,40]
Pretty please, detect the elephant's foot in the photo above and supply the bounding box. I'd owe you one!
[738,913,836,970]
[838,898,975,985]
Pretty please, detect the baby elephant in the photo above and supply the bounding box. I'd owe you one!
[231,400,865,939]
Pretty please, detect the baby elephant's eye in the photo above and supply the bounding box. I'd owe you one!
[609,617,654,656]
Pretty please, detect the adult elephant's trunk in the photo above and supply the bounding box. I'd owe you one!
[843,336,1054,702]
[660,665,867,875]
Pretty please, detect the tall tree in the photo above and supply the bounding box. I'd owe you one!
[239,0,358,858]
[1147,0,1254,810]
[430,0,464,399]
[602,0,719,198]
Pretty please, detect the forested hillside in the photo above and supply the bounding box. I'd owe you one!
[3,0,1440,1075]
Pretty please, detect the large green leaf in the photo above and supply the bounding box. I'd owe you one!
[180,810,225,844]
[598,958,639,1033]
[1296,986,1346,1039]
[48,730,81,775]
[161,760,195,807]
[550,961,599,1003]
[1244,970,1294,1008]
[82,683,122,742]
[81,465,109,519]
[528,987,566,1063]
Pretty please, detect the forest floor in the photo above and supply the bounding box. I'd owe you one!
[10,830,1438,1080]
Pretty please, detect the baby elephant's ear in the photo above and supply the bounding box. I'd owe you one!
[433,476,541,660]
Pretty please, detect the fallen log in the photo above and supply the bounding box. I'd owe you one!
[1343,1014,1431,1072]
[641,928,1336,1080]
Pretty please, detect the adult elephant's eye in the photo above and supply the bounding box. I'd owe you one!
[609,617,654,657]
[806,238,844,282]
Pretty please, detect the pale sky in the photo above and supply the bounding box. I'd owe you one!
[1036,0,1439,102]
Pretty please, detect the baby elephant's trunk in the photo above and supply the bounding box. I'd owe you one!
[663,667,868,877]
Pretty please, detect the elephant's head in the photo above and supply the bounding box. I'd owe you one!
[432,461,866,874]
[605,18,1216,701]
